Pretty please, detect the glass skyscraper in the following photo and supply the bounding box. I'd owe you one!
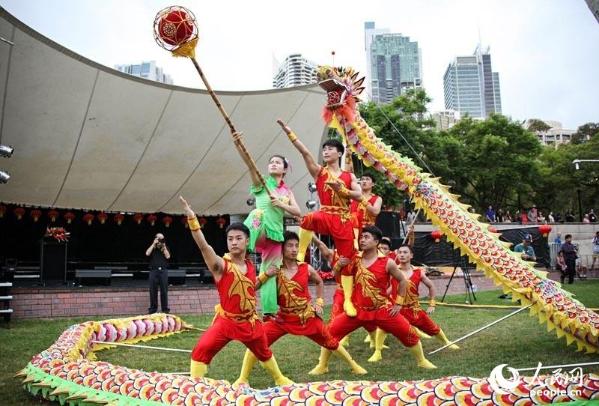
[115,61,173,84]
[365,22,422,104]
[272,54,318,89]
[443,46,501,118]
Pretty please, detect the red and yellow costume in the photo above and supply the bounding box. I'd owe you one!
[191,255,272,364]
[298,167,355,272]
[237,262,366,380]
[399,267,440,336]
[350,193,380,228]
[329,250,345,321]
[263,263,337,349]
[328,254,419,347]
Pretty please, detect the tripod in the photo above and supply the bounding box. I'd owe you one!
[441,255,477,304]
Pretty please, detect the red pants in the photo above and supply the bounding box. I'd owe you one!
[301,211,355,275]
[191,316,272,364]
[400,308,440,336]
[263,317,338,350]
[331,288,344,321]
[329,307,419,347]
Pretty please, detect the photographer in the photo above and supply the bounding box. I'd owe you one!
[145,233,171,314]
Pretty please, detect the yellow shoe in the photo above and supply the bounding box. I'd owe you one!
[233,350,257,386]
[436,330,460,350]
[260,357,294,386]
[308,347,331,375]
[408,341,437,369]
[334,345,367,375]
[367,350,382,363]
[190,360,208,378]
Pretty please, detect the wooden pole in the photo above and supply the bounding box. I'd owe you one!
[189,57,273,199]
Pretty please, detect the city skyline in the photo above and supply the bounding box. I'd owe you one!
[1,0,597,129]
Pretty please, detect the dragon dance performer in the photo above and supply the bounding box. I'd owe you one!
[232,133,301,319]
[236,232,366,384]
[392,245,459,353]
[350,173,382,230]
[179,196,292,385]
[311,226,437,371]
[277,119,363,318]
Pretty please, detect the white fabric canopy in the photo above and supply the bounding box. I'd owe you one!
[0,8,327,215]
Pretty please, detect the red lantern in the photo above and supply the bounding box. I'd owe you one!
[97,212,108,225]
[162,215,173,228]
[199,216,208,227]
[133,213,144,225]
[30,209,42,222]
[539,224,552,238]
[430,230,443,243]
[64,212,75,224]
[14,207,25,220]
[114,213,125,225]
[181,216,189,228]
[216,216,227,229]
[0,204,6,218]
[48,209,59,222]
[155,7,195,46]
[147,214,158,226]
[82,213,94,226]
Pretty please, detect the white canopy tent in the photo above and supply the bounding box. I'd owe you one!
[0,8,327,215]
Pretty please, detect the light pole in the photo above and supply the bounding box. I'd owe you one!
[572,159,599,221]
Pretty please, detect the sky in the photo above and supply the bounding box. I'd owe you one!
[1,0,598,129]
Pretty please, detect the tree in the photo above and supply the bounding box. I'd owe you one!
[527,118,551,133]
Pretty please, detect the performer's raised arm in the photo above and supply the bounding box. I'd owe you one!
[232,132,262,187]
[277,119,320,178]
[179,196,224,279]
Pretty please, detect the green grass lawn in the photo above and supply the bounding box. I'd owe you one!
[2,282,599,405]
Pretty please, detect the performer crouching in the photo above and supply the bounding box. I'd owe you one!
[235,231,366,384]
[394,244,459,351]
[179,196,292,385]
[311,226,437,372]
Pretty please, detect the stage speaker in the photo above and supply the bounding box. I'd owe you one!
[168,269,186,285]
[40,239,67,285]
[76,269,111,286]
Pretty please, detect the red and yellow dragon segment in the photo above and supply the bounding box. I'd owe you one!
[18,315,599,404]
[316,65,599,354]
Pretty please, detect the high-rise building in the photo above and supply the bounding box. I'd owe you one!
[365,24,422,104]
[115,61,173,84]
[443,46,501,118]
[272,54,318,88]
[586,0,599,23]
[431,110,460,130]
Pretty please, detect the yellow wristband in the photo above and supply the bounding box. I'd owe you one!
[316,297,324,306]
[395,296,405,305]
[287,132,298,142]
[429,299,436,307]
[258,272,270,284]
[187,216,201,231]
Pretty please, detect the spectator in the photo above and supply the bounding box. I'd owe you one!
[589,209,597,223]
[520,209,528,224]
[537,211,546,223]
[514,234,536,262]
[485,205,496,222]
[554,232,562,245]
[554,212,562,223]
[556,251,567,277]
[547,212,555,223]
[504,211,513,223]
[496,209,504,223]
[591,231,599,271]
[565,211,575,222]
[560,234,578,284]
[527,205,538,223]
[583,214,591,224]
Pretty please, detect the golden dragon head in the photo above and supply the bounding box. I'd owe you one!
[317,65,365,112]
